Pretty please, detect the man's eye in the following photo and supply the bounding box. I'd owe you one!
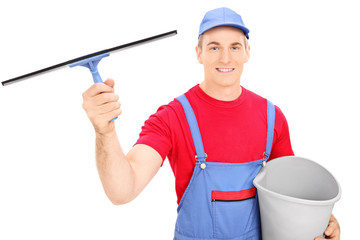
[210,47,218,50]
[232,47,239,50]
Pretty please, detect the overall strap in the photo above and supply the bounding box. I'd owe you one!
[176,94,207,163]
[264,99,275,161]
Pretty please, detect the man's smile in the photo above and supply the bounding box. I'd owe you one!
[216,68,235,73]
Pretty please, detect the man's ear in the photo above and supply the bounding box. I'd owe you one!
[196,45,203,64]
[245,44,250,63]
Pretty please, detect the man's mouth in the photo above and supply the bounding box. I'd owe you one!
[216,68,235,73]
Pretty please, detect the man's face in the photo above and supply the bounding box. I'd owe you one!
[196,26,250,88]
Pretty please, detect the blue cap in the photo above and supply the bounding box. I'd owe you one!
[198,7,249,39]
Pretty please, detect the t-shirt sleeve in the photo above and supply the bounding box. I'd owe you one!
[135,105,173,163]
[269,106,295,160]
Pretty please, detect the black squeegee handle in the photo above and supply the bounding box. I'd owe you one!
[2,30,177,86]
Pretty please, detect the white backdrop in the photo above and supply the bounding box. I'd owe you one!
[0,0,359,239]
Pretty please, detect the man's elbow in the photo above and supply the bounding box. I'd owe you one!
[110,197,132,206]
[108,193,136,205]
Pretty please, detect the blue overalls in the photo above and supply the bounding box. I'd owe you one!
[174,94,275,240]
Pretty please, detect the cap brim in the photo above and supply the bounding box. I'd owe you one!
[199,23,249,39]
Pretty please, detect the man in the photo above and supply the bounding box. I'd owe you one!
[82,7,340,240]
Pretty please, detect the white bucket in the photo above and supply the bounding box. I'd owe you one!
[253,156,341,240]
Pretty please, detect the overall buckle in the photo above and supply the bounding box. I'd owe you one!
[262,152,270,167]
[195,153,208,169]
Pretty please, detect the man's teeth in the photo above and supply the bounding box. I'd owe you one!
[217,68,234,72]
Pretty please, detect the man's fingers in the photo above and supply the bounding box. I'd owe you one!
[82,93,120,118]
[83,82,114,99]
[97,101,121,114]
[92,92,119,106]
[314,215,340,240]
[324,221,336,236]
[103,106,122,121]
[325,218,340,239]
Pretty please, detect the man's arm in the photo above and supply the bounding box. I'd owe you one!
[82,79,162,205]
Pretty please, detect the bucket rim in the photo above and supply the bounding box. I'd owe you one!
[253,156,342,206]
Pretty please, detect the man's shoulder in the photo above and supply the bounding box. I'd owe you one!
[242,87,267,102]
[243,87,287,119]
[151,96,185,120]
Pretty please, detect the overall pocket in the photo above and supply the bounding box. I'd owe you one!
[211,187,260,239]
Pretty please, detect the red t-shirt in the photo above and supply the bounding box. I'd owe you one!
[136,85,294,204]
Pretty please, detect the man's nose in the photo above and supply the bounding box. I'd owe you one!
[219,49,231,64]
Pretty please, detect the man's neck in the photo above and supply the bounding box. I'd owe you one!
[199,81,242,101]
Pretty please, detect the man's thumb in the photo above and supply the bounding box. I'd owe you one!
[104,78,115,88]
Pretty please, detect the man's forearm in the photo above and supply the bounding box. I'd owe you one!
[95,131,135,205]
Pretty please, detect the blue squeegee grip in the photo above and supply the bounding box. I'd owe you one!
[69,53,118,122]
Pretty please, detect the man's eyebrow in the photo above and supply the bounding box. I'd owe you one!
[231,42,243,46]
[206,41,243,46]
[207,41,220,46]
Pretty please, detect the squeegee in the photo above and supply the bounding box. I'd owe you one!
[1,30,177,122]
[1,30,177,86]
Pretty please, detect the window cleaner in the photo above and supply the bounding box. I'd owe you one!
[2,30,176,87]
[1,30,177,122]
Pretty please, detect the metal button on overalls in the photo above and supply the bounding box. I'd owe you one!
[174,94,275,240]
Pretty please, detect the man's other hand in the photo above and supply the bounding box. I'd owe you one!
[314,215,340,240]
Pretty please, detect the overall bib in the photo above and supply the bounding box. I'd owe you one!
[174,94,275,240]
